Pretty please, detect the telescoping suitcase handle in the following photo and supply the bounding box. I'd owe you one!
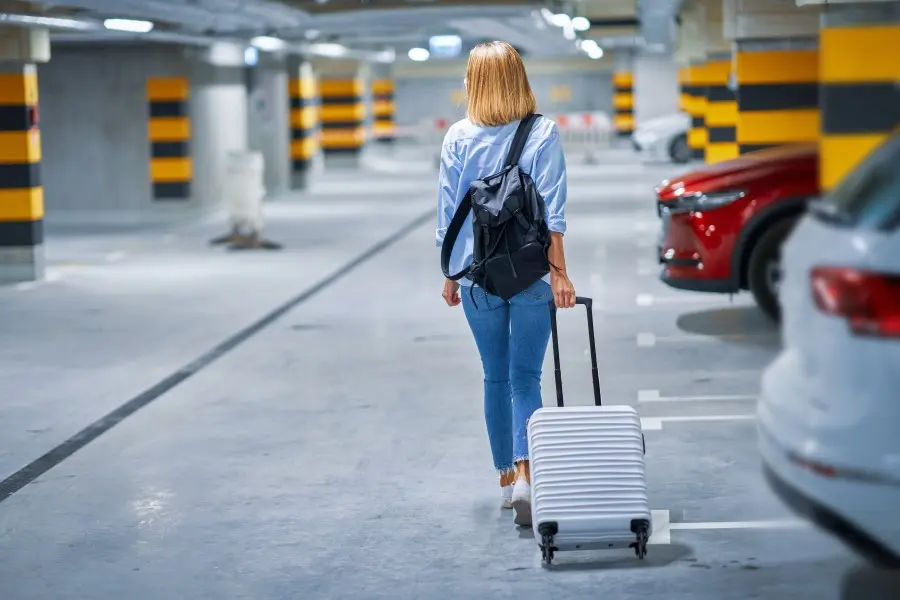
[548,297,602,408]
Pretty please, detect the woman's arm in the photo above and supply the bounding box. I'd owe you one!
[436,138,462,248]
[533,125,576,308]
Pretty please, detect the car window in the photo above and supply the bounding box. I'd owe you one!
[823,134,900,230]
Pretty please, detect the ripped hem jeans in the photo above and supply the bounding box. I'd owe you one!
[461,280,552,474]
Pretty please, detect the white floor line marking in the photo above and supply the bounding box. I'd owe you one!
[638,389,758,403]
[636,293,735,307]
[642,332,778,344]
[637,332,657,347]
[669,519,807,531]
[641,415,756,431]
[649,509,671,545]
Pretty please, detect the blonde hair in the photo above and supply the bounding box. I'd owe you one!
[465,42,537,127]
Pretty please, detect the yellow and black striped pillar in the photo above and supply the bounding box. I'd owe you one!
[289,75,319,177]
[147,77,191,200]
[686,60,709,161]
[613,71,634,137]
[372,79,395,143]
[0,63,43,282]
[819,11,900,191]
[319,78,366,157]
[735,42,819,156]
[704,52,738,164]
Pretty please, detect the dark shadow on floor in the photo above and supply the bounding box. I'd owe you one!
[840,565,900,599]
[676,307,781,348]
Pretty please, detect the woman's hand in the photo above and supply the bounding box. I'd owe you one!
[442,279,461,307]
[551,271,576,309]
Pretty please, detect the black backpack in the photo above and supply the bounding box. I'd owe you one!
[440,114,553,302]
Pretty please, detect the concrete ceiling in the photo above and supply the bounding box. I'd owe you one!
[9,0,682,57]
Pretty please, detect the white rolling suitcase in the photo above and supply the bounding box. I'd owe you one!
[527,297,651,566]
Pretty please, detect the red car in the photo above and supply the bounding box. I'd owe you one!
[656,144,820,321]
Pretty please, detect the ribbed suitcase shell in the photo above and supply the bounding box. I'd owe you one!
[528,405,651,551]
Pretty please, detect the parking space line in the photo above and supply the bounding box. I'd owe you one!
[670,519,807,531]
[636,293,733,307]
[649,509,671,544]
[641,415,756,430]
[636,332,775,347]
[638,390,757,403]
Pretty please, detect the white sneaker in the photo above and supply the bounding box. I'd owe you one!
[511,477,532,526]
[501,485,513,509]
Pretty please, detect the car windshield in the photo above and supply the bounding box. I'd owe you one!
[820,134,900,231]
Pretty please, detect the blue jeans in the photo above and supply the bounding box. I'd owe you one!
[461,280,552,473]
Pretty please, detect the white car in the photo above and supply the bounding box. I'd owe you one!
[758,133,900,567]
[630,112,692,164]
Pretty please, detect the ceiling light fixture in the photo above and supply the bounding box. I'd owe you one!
[572,16,590,31]
[250,35,285,51]
[103,18,154,33]
[408,47,430,61]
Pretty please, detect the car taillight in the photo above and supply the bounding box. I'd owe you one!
[810,266,900,337]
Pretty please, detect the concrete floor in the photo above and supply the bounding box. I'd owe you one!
[0,146,893,599]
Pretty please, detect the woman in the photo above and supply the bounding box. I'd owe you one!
[435,41,576,527]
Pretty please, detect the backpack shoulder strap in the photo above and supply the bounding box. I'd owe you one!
[440,190,473,281]
[504,113,541,168]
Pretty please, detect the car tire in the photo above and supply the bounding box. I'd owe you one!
[747,218,797,323]
[669,134,691,164]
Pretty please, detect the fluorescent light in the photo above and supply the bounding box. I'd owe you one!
[562,23,576,40]
[103,18,154,33]
[374,48,396,63]
[587,47,604,59]
[572,16,590,31]
[308,43,347,57]
[580,39,599,52]
[550,13,570,27]
[408,47,430,61]
[250,35,285,51]
[0,14,96,30]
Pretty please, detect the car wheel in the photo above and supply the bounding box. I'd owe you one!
[747,219,797,323]
[669,134,691,164]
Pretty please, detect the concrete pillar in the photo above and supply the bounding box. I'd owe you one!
[0,26,49,284]
[724,0,821,157]
[287,57,319,190]
[313,59,369,168]
[704,50,738,163]
[247,53,291,196]
[734,38,819,155]
[370,64,396,143]
[633,53,680,125]
[818,3,900,191]
[147,76,192,201]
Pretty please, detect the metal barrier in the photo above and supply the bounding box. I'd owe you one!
[397,112,613,167]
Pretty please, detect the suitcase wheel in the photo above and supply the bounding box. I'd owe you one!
[538,522,559,566]
[630,519,650,559]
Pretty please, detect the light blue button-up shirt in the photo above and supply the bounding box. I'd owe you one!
[435,115,568,286]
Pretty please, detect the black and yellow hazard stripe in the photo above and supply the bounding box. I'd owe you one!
[372,79,395,143]
[319,78,366,154]
[686,61,710,160]
[613,71,634,137]
[289,77,319,172]
[147,77,191,200]
[0,65,43,249]
[704,56,738,164]
[735,48,819,156]
[819,24,900,191]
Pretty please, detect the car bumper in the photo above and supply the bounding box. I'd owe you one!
[758,352,900,565]
[656,205,737,292]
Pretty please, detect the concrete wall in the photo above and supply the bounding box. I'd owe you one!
[393,57,615,125]
[634,52,681,124]
[38,43,248,226]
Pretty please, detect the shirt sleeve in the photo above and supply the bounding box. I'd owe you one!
[532,125,567,235]
[436,136,462,247]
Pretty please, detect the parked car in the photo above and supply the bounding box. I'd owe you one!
[631,112,692,164]
[758,133,900,567]
[655,144,820,321]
